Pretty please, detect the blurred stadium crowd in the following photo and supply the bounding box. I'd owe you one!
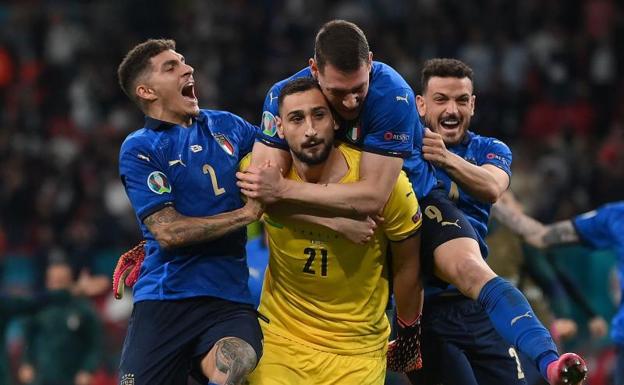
[0,0,622,384]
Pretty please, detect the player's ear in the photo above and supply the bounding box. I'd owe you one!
[309,58,319,79]
[470,95,476,116]
[367,52,373,69]
[415,95,426,117]
[276,116,285,139]
[136,84,157,102]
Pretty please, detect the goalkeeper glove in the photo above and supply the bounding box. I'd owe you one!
[112,241,146,299]
[387,314,422,372]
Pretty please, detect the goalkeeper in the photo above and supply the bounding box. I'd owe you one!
[242,77,423,384]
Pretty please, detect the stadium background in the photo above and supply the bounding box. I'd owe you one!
[0,0,622,384]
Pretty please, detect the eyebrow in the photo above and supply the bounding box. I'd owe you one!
[160,55,184,70]
[285,105,329,118]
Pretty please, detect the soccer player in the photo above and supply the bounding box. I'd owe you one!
[245,77,423,384]
[237,21,586,384]
[493,198,623,382]
[405,57,586,385]
[116,39,263,385]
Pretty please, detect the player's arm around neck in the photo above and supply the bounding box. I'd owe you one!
[244,151,402,217]
[144,201,263,250]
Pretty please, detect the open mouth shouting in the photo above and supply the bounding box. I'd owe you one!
[181,80,198,105]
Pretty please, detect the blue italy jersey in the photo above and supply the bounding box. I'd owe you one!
[118,109,258,304]
[433,131,512,258]
[572,202,624,343]
[257,61,437,198]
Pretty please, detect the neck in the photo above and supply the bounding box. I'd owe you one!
[292,146,348,184]
[146,104,193,127]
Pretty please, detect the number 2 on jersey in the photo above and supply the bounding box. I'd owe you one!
[302,247,328,276]
[202,164,225,196]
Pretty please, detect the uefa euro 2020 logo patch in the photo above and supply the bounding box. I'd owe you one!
[147,171,171,194]
[120,373,135,385]
[262,111,277,137]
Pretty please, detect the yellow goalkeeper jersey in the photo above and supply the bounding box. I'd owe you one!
[258,143,422,355]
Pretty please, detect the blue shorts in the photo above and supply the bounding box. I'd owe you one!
[118,296,263,385]
[420,187,480,289]
[407,295,527,385]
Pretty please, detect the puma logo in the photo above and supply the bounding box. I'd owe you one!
[441,219,461,228]
[269,92,278,105]
[510,311,532,326]
[396,93,409,104]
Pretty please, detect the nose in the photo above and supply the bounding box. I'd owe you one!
[304,117,317,137]
[445,100,459,114]
[184,63,194,76]
[342,94,360,110]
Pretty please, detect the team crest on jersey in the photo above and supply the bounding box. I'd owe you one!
[262,111,277,137]
[147,171,171,194]
[214,133,235,156]
[346,125,361,142]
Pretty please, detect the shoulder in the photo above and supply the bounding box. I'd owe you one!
[120,128,158,155]
[369,61,413,95]
[268,67,313,98]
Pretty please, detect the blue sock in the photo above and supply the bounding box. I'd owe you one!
[477,277,559,380]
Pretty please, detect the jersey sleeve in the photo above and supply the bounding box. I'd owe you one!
[229,113,260,159]
[382,170,422,241]
[119,137,174,221]
[361,87,417,158]
[573,208,612,249]
[480,138,513,178]
[257,84,289,151]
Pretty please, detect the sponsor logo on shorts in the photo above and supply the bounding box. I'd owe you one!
[147,171,171,195]
[262,111,277,137]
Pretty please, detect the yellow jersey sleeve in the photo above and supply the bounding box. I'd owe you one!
[382,170,422,242]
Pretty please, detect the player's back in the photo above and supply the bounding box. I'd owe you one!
[259,144,421,355]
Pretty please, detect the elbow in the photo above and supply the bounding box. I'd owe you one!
[359,195,387,216]
[152,231,177,251]
[482,187,505,205]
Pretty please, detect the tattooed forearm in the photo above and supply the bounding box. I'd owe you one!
[214,337,257,385]
[541,221,579,247]
[143,206,257,250]
[491,201,544,237]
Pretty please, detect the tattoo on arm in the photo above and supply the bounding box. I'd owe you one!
[143,206,253,249]
[490,202,543,237]
[542,221,579,247]
[214,337,257,385]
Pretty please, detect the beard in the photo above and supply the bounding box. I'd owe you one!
[291,140,333,165]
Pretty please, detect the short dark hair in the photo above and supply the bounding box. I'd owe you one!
[278,77,322,112]
[421,58,474,93]
[117,39,176,106]
[314,20,370,73]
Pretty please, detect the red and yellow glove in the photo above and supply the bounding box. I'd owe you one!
[387,314,423,373]
[112,241,146,299]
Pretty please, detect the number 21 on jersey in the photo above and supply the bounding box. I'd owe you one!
[302,247,328,277]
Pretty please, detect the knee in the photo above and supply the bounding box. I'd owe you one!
[202,337,258,385]
[434,246,496,299]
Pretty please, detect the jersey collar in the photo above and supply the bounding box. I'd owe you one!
[144,111,205,131]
